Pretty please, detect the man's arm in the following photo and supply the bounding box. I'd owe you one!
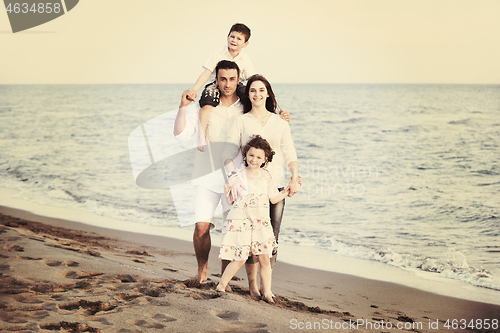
[197,106,211,150]
[173,91,197,138]
[279,109,291,122]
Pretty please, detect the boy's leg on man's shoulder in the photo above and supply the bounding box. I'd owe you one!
[236,82,245,99]
[199,81,220,108]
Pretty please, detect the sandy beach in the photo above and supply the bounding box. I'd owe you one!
[1,206,499,333]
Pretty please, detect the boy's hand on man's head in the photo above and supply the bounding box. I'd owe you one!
[182,88,197,104]
[279,109,291,122]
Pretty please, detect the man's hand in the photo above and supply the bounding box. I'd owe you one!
[181,88,197,106]
[279,109,291,122]
[228,173,246,202]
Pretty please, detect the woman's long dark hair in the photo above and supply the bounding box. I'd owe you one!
[242,74,278,114]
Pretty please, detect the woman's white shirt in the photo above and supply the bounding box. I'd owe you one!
[223,113,297,187]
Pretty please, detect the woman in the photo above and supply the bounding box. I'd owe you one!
[222,74,300,297]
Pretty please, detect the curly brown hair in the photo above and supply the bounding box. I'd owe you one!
[241,135,275,168]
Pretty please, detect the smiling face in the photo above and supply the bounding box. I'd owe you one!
[248,80,268,108]
[246,147,266,169]
[215,68,239,97]
[227,31,248,53]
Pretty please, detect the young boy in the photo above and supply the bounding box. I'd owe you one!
[183,23,256,150]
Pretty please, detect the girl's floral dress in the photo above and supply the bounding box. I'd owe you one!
[219,168,278,261]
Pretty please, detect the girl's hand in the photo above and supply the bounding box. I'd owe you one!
[283,185,291,196]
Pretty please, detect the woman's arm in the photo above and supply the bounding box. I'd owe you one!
[287,161,300,196]
[280,120,300,196]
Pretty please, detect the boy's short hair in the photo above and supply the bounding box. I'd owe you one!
[215,60,240,80]
[229,23,251,42]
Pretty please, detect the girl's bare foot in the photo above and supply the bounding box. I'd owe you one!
[216,283,226,293]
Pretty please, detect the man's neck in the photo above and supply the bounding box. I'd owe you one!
[219,94,238,107]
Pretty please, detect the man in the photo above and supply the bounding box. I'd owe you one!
[174,60,290,286]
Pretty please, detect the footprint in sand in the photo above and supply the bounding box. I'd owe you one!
[213,310,239,321]
[209,310,269,333]
[89,317,114,325]
[43,260,62,267]
[114,293,142,302]
[15,256,42,260]
[3,244,23,252]
[13,295,44,304]
[147,313,177,323]
[63,260,79,267]
[126,319,165,329]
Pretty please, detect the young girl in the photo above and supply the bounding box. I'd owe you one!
[217,135,289,302]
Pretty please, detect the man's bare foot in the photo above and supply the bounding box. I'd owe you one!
[185,272,208,288]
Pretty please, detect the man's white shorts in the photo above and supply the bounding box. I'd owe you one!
[194,186,232,228]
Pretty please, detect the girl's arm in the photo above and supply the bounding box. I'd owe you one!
[269,186,290,204]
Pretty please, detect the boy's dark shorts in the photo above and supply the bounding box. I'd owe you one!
[199,81,245,108]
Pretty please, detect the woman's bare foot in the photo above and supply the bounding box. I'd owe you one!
[262,293,275,304]
[249,286,261,298]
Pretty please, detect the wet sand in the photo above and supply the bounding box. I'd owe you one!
[1,206,499,333]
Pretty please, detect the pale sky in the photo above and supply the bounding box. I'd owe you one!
[1,0,499,84]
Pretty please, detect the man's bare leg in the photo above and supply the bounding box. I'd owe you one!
[245,262,260,297]
[193,222,212,283]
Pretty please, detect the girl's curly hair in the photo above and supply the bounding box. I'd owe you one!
[242,135,275,168]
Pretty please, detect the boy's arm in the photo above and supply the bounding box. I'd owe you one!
[184,69,212,101]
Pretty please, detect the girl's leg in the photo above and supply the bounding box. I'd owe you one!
[217,260,245,292]
[257,254,273,303]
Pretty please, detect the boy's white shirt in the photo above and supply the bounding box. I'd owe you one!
[203,46,256,85]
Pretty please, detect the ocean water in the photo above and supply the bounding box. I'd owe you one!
[0,84,499,295]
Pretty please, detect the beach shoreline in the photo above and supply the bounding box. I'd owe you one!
[1,204,499,332]
[1,185,499,307]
